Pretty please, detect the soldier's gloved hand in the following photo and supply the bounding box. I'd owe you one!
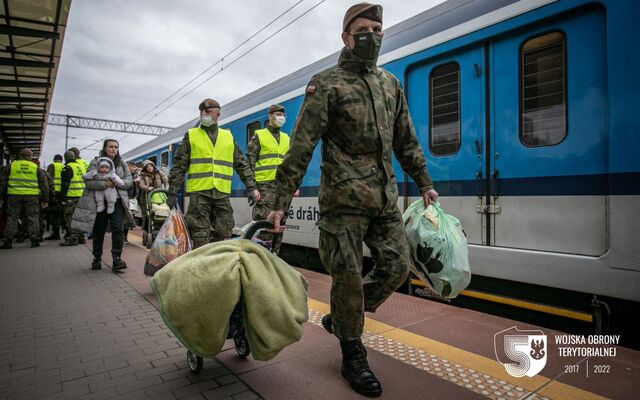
[166,192,178,209]
[248,189,260,206]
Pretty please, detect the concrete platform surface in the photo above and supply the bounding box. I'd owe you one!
[1,230,638,400]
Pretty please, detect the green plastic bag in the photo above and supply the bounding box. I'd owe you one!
[402,200,471,298]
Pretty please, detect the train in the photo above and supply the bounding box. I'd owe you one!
[122,0,640,342]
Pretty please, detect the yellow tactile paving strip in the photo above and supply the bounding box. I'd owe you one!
[307,299,607,400]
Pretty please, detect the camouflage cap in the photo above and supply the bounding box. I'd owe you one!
[199,98,221,111]
[19,148,33,159]
[63,150,76,162]
[268,104,285,113]
[343,2,383,32]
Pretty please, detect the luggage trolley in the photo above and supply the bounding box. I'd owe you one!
[187,220,276,374]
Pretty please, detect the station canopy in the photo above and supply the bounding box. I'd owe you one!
[0,0,71,159]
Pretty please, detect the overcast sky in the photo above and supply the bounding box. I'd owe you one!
[41,0,446,164]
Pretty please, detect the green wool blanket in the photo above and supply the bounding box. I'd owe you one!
[151,239,309,361]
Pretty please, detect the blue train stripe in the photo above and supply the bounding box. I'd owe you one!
[228,173,639,198]
[402,173,639,196]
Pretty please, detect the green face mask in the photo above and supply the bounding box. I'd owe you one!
[350,32,383,61]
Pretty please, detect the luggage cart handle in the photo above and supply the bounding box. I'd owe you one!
[243,220,275,240]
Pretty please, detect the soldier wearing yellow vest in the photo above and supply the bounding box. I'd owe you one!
[59,150,87,246]
[167,98,260,248]
[245,104,298,254]
[0,148,49,249]
[44,154,64,240]
[69,147,89,174]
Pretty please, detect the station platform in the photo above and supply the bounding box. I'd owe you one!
[1,230,638,400]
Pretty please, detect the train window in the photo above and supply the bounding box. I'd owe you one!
[520,31,566,146]
[147,155,157,166]
[429,62,460,156]
[160,151,169,172]
[246,121,260,146]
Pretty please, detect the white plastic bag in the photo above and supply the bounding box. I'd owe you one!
[402,200,471,298]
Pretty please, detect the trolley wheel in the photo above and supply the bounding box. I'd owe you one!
[142,231,149,246]
[187,350,203,374]
[146,233,153,249]
[234,335,251,358]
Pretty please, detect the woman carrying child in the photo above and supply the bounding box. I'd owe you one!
[71,139,134,271]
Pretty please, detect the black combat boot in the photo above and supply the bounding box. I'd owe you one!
[112,256,127,272]
[0,239,12,249]
[30,239,40,248]
[340,339,382,397]
[59,236,79,246]
[44,231,60,240]
[322,314,333,334]
[78,237,86,244]
[91,257,102,270]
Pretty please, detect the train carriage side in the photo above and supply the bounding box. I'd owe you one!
[385,0,640,310]
[220,0,640,320]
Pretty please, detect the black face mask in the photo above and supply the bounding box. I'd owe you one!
[350,32,382,61]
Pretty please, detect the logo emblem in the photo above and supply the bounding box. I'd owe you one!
[494,326,547,377]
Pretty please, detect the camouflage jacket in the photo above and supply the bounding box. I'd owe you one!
[246,124,281,194]
[168,124,256,199]
[274,47,434,216]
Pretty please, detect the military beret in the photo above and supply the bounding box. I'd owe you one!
[54,154,63,161]
[19,148,33,158]
[343,2,383,32]
[199,98,221,111]
[268,104,285,113]
[63,150,76,162]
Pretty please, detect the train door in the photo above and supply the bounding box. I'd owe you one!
[406,45,487,245]
[489,7,607,255]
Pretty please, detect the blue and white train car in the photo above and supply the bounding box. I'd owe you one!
[123,0,640,327]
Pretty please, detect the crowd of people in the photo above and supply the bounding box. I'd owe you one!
[0,3,440,396]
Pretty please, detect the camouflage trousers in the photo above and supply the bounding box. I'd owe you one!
[184,193,234,249]
[318,208,411,341]
[18,203,46,239]
[252,188,285,254]
[63,198,80,238]
[5,196,41,241]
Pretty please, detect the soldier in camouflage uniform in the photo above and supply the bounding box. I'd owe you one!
[245,104,299,254]
[0,148,49,249]
[267,3,438,397]
[167,99,260,248]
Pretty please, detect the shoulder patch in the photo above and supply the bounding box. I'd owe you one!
[305,81,317,95]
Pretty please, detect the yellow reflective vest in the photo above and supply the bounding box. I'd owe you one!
[7,160,39,195]
[52,161,63,192]
[186,127,234,194]
[66,162,85,198]
[76,158,89,174]
[254,128,290,182]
